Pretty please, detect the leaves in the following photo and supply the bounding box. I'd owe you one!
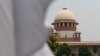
[47,29,59,54]
[93,46,98,53]
[56,43,71,56]
[47,29,71,56]
[78,45,91,56]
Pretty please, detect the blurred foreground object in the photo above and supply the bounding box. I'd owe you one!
[0,0,53,56]
[13,0,53,56]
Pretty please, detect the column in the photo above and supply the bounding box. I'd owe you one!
[73,23,76,27]
[71,23,73,27]
[67,23,69,27]
[59,23,60,27]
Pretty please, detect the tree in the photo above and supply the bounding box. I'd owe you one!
[47,29,71,56]
[78,45,91,56]
[47,34,59,52]
[47,29,59,54]
[93,46,98,53]
[56,43,71,56]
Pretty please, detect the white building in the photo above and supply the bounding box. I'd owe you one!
[52,8,100,56]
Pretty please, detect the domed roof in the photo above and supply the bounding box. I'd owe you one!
[55,8,76,20]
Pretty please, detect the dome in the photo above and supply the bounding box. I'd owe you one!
[55,8,76,20]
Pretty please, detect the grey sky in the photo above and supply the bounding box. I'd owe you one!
[45,0,100,41]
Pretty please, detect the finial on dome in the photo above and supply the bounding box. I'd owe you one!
[63,8,67,10]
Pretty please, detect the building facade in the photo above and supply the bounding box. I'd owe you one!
[52,8,100,56]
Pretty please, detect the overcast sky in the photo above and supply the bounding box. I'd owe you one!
[45,0,100,41]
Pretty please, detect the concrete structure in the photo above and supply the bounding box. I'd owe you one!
[52,8,100,56]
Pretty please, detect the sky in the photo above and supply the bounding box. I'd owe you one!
[45,0,100,41]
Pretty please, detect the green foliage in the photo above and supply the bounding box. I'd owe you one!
[47,29,71,56]
[93,46,98,53]
[56,43,71,56]
[78,45,91,56]
[47,34,59,52]
[47,29,59,54]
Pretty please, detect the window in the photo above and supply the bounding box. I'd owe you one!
[65,22,67,26]
[56,23,59,27]
[73,23,75,27]
[69,22,71,27]
[60,23,63,27]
